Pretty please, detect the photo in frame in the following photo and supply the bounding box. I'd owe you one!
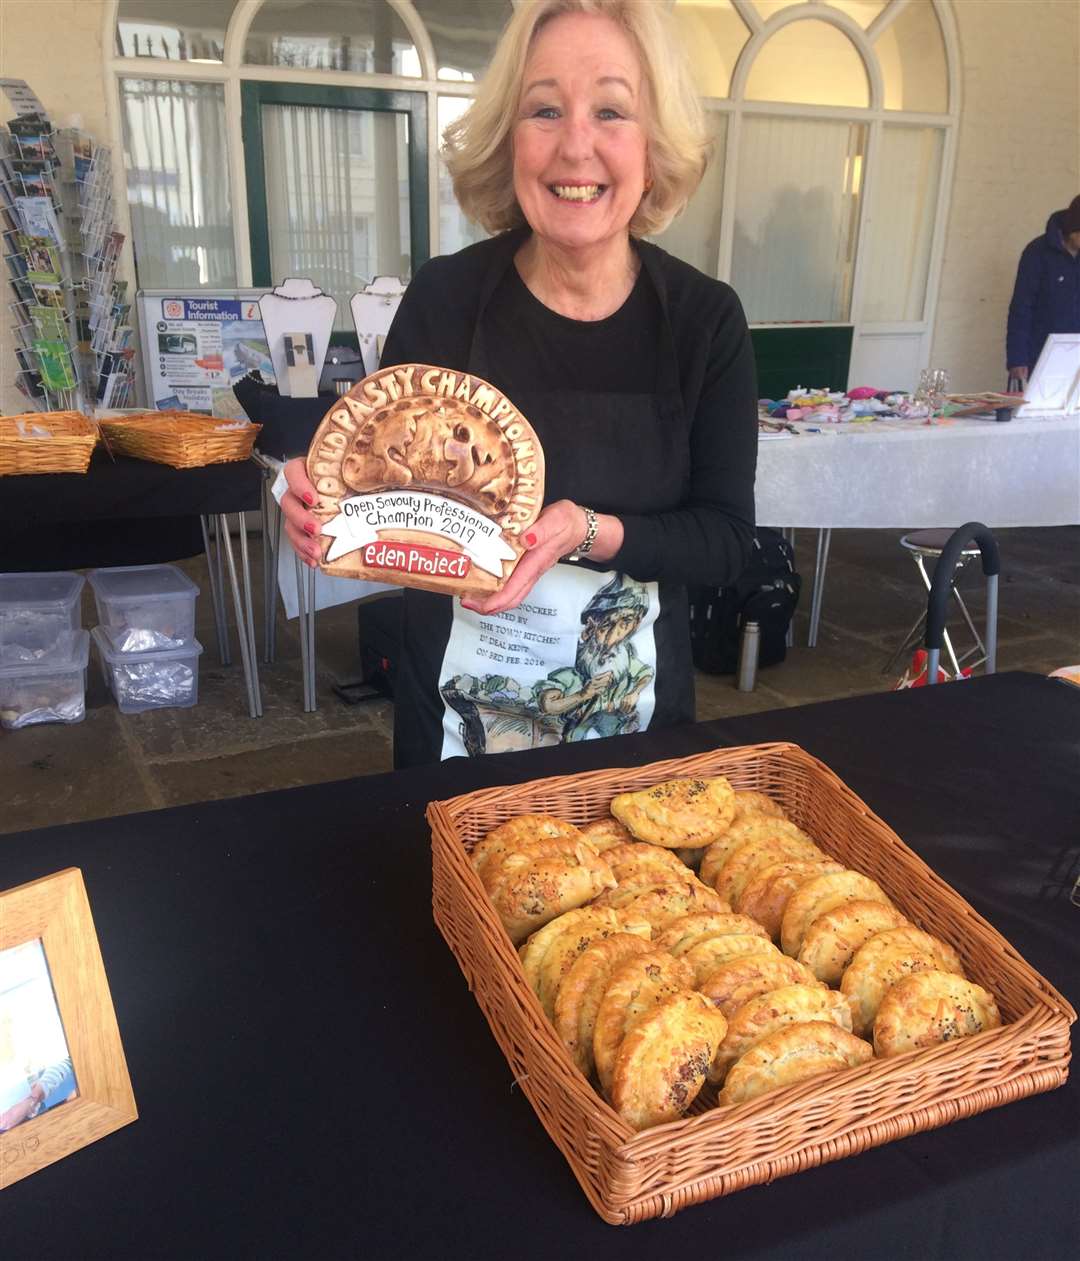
[0,868,136,1188]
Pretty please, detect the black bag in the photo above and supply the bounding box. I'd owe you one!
[688,528,801,674]
[356,593,403,699]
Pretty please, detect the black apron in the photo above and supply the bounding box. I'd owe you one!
[394,262,696,766]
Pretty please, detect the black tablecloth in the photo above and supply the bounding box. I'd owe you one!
[234,374,336,461]
[2,673,1078,1260]
[0,451,263,571]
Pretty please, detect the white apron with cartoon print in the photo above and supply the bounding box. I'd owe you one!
[438,566,659,758]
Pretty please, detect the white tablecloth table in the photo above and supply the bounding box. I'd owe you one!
[755,412,1079,644]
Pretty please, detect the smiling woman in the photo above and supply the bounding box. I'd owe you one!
[280,0,760,767]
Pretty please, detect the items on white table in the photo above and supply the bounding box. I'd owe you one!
[87,563,198,651]
[92,626,203,713]
[258,279,337,399]
[0,628,90,729]
[1016,333,1080,417]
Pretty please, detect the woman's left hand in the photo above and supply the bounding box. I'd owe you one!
[461,499,594,616]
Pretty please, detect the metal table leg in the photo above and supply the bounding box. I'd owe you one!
[200,514,230,666]
[306,564,317,711]
[218,512,263,719]
[260,473,280,665]
[782,528,796,648]
[808,528,831,648]
[295,554,315,713]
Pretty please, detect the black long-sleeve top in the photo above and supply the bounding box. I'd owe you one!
[380,227,758,766]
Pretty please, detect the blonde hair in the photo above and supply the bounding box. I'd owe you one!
[443,0,709,239]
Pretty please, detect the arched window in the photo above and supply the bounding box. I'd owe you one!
[106,0,956,385]
[656,0,958,389]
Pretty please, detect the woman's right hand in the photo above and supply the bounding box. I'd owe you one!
[280,457,323,569]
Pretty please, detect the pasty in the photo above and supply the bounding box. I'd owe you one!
[796,900,910,985]
[731,790,788,822]
[614,882,730,929]
[553,934,652,1076]
[611,992,728,1130]
[873,970,1001,1057]
[609,776,736,848]
[491,850,616,945]
[519,905,625,995]
[718,1021,873,1107]
[840,938,943,1036]
[597,842,696,886]
[519,907,649,1018]
[683,934,782,987]
[735,860,846,940]
[593,952,693,1095]
[698,952,823,1016]
[471,814,582,884]
[862,925,965,978]
[700,817,816,890]
[780,870,894,958]
[579,817,633,851]
[712,984,854,1084]
[654,912,770,956]
[710,833,823,907]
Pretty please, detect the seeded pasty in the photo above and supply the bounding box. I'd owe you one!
[593,952,693,1095]
[554,934,653,1076]
[611,992,728,1130]
[863,925,965,978]
[698,952,823,1017]
[780,870,894,958]
[873,970,1001,1057]
[735,860,847,940]
[596,842,697,887]
[610,776,736,848]
[492,850,616,945]
[654,912,770,956]
[796,900,910,985]
[841,939,944,1036]
[718,1021,873,1107]
[471,814,583,884]
[683,935,783,987]
[700,817,816,890]
[710,833,824,908]
[528,910,651,1020]
[712,984,854,1084]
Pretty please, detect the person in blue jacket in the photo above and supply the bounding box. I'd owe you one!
[1006,195,1080,383]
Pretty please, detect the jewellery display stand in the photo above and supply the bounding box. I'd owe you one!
[350,275,406,374]
[257,278,336,399]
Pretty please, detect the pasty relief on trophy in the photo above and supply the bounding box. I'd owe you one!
[306,363,545,596]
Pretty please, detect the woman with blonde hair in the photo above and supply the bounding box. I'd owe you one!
[281,0,758,766]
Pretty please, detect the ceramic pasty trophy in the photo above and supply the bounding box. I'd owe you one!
[306,364,545,595]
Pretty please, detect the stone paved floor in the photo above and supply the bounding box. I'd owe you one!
[2,526,1076,835]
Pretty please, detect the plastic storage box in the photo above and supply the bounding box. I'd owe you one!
[87,564,198,651]
[0,571,85,655]
[0,629,90,729]
[92,626,202,713]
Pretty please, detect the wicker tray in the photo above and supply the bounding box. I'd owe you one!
[97,411,260,469]
[0,411,97,475]
[428,742,1074,1225]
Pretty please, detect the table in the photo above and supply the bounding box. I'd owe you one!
[0,450,266,717]
[1,673,1076,1259]
[756,413,1080,644]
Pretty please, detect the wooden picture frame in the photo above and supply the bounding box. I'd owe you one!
[1,868,136,1188]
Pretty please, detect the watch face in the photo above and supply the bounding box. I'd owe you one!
[306,364,545,595]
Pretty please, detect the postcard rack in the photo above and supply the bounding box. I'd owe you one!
[1,80,135,415]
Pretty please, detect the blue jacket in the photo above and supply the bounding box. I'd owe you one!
[1006,209,1080,369]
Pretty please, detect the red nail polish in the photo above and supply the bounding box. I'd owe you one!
[303,521,315,535]
[302,492,315,505]
[525,532,537,546]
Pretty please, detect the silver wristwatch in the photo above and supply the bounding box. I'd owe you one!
[565,507,599,562]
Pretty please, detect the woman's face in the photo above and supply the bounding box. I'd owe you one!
[512,12,649,256]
